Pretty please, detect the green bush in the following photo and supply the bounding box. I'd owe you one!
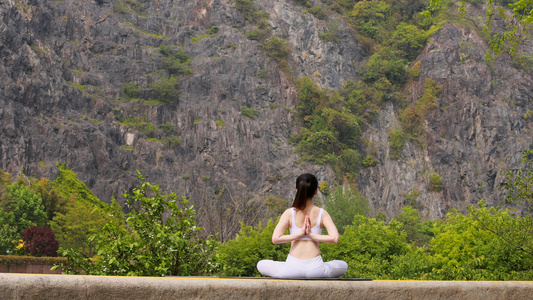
[340,149,362,175]
[429,173,442,192]
[159,122,175,134]
[323,186,370,233]
[240,106,260,119]
[58,172,216,276]
[260,36,291,62]
[320,20,341,42]
[217,220,289,276]
[245,28,268,41]
[123,82,140,99]
[308,4,328,20]
[158,46,192,76]
[150,76,180,104]
[389,128,405,160]
[362,154,378,167]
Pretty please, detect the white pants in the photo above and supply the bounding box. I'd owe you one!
[257,254,348,278]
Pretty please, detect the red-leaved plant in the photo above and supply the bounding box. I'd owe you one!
[22,226,59,257]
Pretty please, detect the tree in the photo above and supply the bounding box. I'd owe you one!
[393,206,433,247]
[58,171,216,276]
[49,195,111,257]
[323,186,370,233]
[31,177,68,221]
[22,226,59,257]
[429,206,533,280]
[0,183,47,235]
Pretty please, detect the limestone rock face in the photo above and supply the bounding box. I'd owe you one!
[0,0,532,221]
[0,0,361,209]
[360,22,533,218]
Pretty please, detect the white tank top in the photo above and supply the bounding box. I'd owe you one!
[289,207,323,240]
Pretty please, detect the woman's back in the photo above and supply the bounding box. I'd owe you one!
[289,206,323,259]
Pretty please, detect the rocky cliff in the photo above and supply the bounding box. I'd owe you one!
[0,0,532,224]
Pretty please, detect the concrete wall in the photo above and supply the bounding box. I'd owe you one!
[1,274,532,300]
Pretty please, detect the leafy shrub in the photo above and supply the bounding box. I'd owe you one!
[323,186,370,233]
[308,4,328,20]
[400,105,423,138]
[123,82,140,99]
[416,79,441,117]
[392,23,429,60]
[59,172,217,276]
[150,76,180,104]
[362,154,378,167]
[320,20,341,43]
[260,36,291,62]
[159,122,175,134]
[158,46,192,76]
[22,226,58,257]
[389,128,405,160]
[246,28,268,41]
[340,149,362,174]
[216,119,226,127]
[217,220,289,276]
[165,136,182,149]
[240,106,260,119]
[256,69,269,78]
[429,173,442,192]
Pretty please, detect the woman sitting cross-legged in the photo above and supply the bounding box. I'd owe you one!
[256,173,348,278]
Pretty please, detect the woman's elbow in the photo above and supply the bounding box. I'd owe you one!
[331,236,339,244]
[272,237,280,244]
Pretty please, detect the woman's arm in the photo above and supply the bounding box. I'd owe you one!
[272,209,307,244]
[306,210,340,244]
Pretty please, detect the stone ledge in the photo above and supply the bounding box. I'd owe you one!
[1,274,533,299]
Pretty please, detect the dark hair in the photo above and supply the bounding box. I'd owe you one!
[292,173,318,210]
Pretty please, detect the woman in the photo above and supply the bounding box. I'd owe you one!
[256,173,348,278]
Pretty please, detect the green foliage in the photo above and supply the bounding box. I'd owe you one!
[233,0,269,25]
[59,172,216,276]
[113,0,143,14]
[429,173,443,192]
[1,183,47,235]
[427,0,532,56]
[391,23,430,60]
[323,186,370,233]
[0,183,47,254]
[159,122,175,134]
[256,69,269,78]
[308,4,328,20]
[123,82,140,99]
[30,178,68,222]
[322,215,410,278]
[0,224,19,255]
[216,119,226,127]
[158,45,192,76]
[416,79,441,117]
[52,163,101,207]
[217,219,289,276]
[429,206,533,280]
[340,149,362,175]
[260,36,291,62]
[240,106,260,119]
[393,206,432,247]
[362,154,379,167]
[245,28,268,41]
[149,76,180,104]
[501,149,533,211]
[388,128,405,160]
[320,20,341,43]
[49,196,112,257]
